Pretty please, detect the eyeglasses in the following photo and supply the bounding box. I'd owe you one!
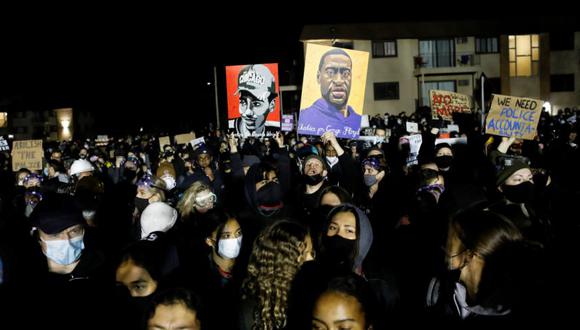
[195,192,217,207]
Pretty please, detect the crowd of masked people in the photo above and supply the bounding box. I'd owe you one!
[0,106,579,329]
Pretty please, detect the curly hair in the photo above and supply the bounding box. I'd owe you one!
[242,220,307,330]
[177,181,212,218]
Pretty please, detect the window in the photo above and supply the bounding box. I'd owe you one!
[419,39,455,68]
[475,37,499,54]
[421,81,456,106]
[372,40,397,57]
[550,32,574,51]
[551,74,575,92]
[509,34,539,77]
[374,82,399,100]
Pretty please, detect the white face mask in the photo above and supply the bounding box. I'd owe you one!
[217,236,242,259]
[326,156,339,167]
[161,175,176,190]
[42,236,85,265]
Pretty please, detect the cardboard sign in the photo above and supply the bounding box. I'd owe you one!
[0,137,9,152]
[226,63,281,138]
[95,135,109,147]
[159,136,171,151]
[281,115,294,132]
[430,90,472,121]
[400,134,422,166]
[485,94,543,140]
[406,122,419,133]
[11,139,43,171]
[174,133,195,145]
[298,43,369,139]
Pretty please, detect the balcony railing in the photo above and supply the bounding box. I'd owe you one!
[414,52,480,68]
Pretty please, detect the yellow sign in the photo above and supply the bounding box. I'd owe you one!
[174,133,195,145]
[11,139,43,171]
[159,136,171,151]
[485,94,543,140]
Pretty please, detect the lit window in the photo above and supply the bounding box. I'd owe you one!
[509,34,539,77]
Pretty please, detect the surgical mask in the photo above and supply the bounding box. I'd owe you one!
[217,236,243,259]
[326,156,339,167]
[161,175,176,190]
[364,174,377,187]
[42,235,84,265]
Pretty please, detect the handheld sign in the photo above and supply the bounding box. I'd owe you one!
[159,136,171,151]
[430,90,472,121]
[11,140,43,171]
[485,94,543,140]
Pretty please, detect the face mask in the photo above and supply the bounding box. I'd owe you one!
[124,169,137,181]
[43,167,49,177]
[435,155,453,169]
[321,235,356,270]
[82,210,97,221]
[502,181,535,204]
[42,235,84,265]
[326,156,339,167]
[161,175,176,190]
[134,197,149,213]
[364,174,377,187]
[417,184,445,203]
[217,236,243,259]
[304,173,324,186]
[256,182,282,207]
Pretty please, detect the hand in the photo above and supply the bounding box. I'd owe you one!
[228,133,238,154]
[497,136,516,154]
[321,131,344,156]
[275,132,285,148]
[204,166,215,182]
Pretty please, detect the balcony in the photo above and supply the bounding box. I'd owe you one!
[413,52,481,77]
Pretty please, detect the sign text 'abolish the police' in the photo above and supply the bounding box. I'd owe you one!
[485,94,543,140]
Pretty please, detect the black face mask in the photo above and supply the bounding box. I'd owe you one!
[124,169,137,181]
[134,197,149,213]
[435,155,453,169]
[304,173,324,186]
[502,181,535,204]
[256,182,282,207]
[321,234,356,272]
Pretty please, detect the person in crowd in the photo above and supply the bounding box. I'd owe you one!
[240,220,314,330]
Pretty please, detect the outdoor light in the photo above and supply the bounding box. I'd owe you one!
[543,102,552,114]
[60,119,71,129]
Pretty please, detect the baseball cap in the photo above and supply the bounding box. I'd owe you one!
[234,65,277,101]
[30,194,85,235]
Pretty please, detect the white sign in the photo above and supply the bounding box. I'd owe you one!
[447,124,459,132]
[0,137,9,151]
[190,137,206,149]
[406,122,419,133]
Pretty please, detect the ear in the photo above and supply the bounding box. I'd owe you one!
[268,99,276,112]
[317,70,321,83]
[205,237,215,248]
[376,170,386,182]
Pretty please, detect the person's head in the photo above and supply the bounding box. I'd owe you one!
[15,168,31,186]
[312,274,375,330]
[177,181,216,218]
[235,64,278,133]
[434,143,453,171]
[201,209,243,260]
[495,159,534,204]
[136,174,167,205]
[156,162,177,191]
[318,186,352,208]
[50,150,63,162]
[361,156,386,187]
[245,162,283,215]
[146,288,202,330]
[116,241,162,297]
[140,202,178,239]
[321,204,373,273]
[243,220,312,329]
[194,147,213,169]
[445,209,523,302]
[78,148,89,160]
[30,195,86,266]
[69,159,94,179]
[303,154,328,186]
[318,49,353,110]
[47,159,65,178]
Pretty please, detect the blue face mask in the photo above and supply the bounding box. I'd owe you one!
[42,236,85,265]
